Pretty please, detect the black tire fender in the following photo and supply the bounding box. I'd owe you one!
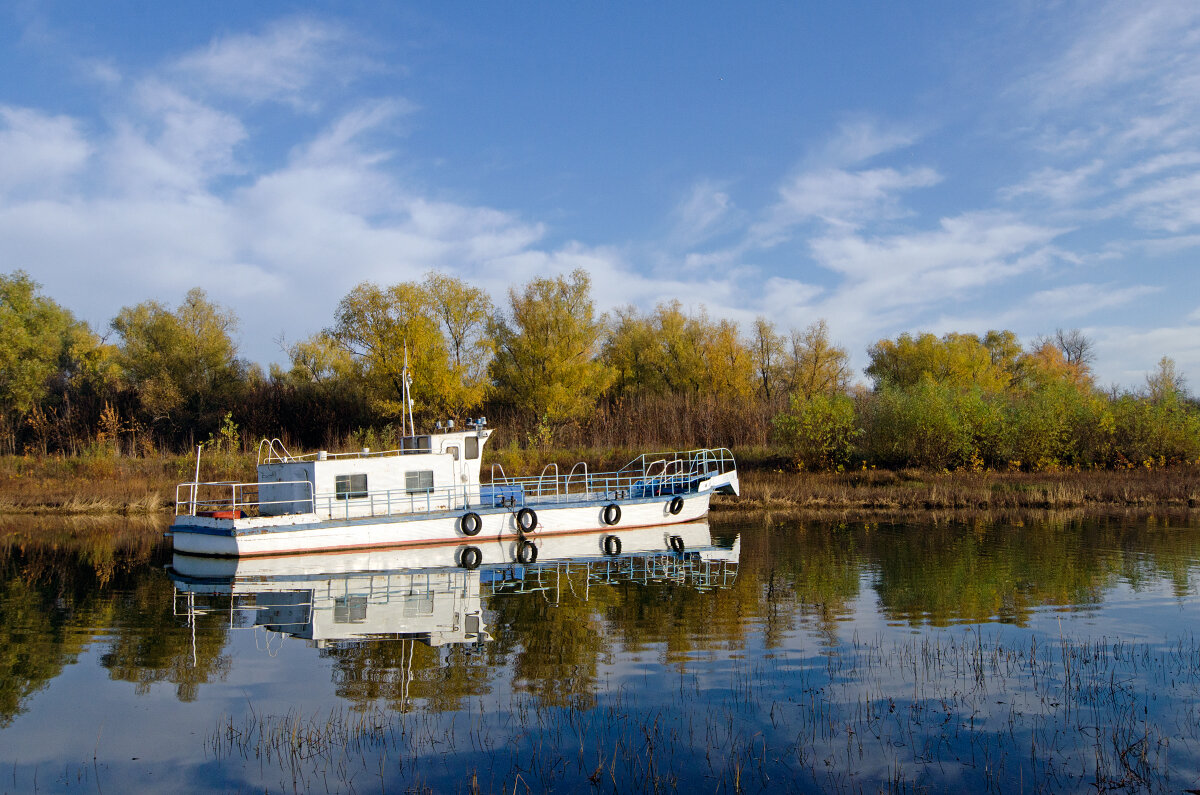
[516,539,538,564]
[460,546,482,570]
[668,495,684,515]
[602,503,621,526]
[603,535,622,556]
[460,511,482,536]
[516,507,538,533]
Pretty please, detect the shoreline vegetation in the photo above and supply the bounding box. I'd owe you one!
[1,449,1195,518]
[4,269,1199,525]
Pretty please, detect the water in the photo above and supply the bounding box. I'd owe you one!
[2,512,1199,793]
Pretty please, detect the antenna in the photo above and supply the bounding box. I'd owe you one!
[402,343,416,437]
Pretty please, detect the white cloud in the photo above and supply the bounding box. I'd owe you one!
[1026,1,1200,109]
[812,119,921,168]
[1000,160,1103,205]
[1027,282,1160,317]
[0,107,91,196]
[1113,151,1200,188]
[667,180,738,248]
[171,17,364,109]
[1094,323,1200,387]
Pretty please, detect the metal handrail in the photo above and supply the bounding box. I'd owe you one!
[175,479,315,516]
[536,464,559,499]
[565,462,587,495]
[256,438,296,466]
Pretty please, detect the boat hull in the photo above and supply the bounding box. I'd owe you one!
[168,490,712,557]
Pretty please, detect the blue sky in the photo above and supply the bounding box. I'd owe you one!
[2,1,1198,388]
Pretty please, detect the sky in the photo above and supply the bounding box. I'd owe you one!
[1,0,1198,388]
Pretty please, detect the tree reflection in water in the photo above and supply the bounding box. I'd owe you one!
[1,512,1199,791]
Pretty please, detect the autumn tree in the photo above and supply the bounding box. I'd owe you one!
[603,306,664,396]
[330,278,493,424]
[489,269,612,433]
[750,317,786,400]
[865,331,1010,394]
[278,332,356,386]
[422,272,493,414]
[785,320,851,399]
[329,281,445,422]
[1146,355,1187,403]
[1053,328,1095,371]
[602,301,755,400]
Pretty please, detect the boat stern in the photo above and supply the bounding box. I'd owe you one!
[705,470,739,496]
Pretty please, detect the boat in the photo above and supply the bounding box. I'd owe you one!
[167,417,739,557]
[168,520,741,650]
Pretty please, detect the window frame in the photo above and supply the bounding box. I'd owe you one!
[405,470,434,494]
[334,473,368,500]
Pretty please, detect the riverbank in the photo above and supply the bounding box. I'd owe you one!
[0,451,1195,516]
[723,466,1200,514]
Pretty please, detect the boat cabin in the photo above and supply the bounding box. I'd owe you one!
[256,427,492,518]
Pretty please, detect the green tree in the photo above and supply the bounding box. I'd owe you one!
[0,271,95,449]
[773,392,860,470]
[489,269,612,431]
[111,287,244,437]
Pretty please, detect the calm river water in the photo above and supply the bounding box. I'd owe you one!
[2,512,1199,793]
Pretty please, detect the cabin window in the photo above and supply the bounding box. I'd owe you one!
[333,595,367,624]
[465,436,480,459]
[335,473,368,500]
[401,435,432,454]
[446,445,459,461]
[405,470,434,494]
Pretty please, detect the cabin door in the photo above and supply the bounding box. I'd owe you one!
[446,444,463,506]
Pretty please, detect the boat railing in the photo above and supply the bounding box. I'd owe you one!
[174,480,315,517]
[488,552,739,596]
[257,438,297,465]
[536,464,559,500]
[565,462,587,495]
[255,435,437,464]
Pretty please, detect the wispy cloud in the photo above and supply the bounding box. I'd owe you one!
[666,180,739,248]
[171,17,367,109]
[0,107,91,197]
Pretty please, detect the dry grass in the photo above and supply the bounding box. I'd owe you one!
[0,451,251,515]
[1,447,1196,518]
[722,465,1200,515]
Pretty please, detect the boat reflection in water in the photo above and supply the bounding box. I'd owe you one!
[168,520,739,651]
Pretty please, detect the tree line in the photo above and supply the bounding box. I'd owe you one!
[2,268,1196,469]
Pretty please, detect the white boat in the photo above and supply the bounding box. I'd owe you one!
[167,419,739,557]
[168,520,741,649]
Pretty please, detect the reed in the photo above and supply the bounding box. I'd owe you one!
[201,630,1200,793]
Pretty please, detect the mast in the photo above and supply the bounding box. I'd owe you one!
[403,343,416,437]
